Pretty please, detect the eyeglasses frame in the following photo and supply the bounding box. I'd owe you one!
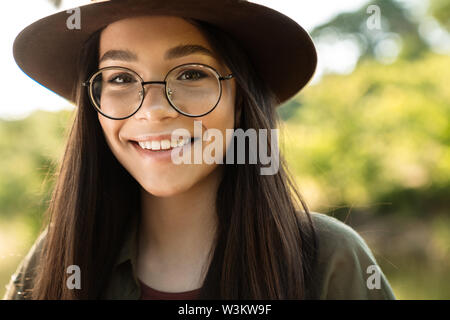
[82,63,234,120]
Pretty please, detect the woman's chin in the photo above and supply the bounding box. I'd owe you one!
[135,164,220,198]
[140,180,193,198]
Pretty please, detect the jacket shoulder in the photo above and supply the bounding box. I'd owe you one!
[308,212,396,299]
[2,228,48,300]
[310,212,371,255]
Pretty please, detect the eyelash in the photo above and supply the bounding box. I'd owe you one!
[107,73,135,84]
[176,70,207,81]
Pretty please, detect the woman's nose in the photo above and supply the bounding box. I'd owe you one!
[133,83,179,121]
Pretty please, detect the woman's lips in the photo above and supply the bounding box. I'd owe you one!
[130,138,198,162]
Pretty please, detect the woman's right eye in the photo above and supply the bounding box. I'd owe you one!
[107,73,135,84]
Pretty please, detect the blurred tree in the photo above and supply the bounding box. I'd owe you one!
[278,99,303,121]
[311,0,429,63]
[429,0,450,31]
[48,0,62,7]
[282,52,450,218]
[0,110,73,233]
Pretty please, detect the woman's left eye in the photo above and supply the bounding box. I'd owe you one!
[178,70,206,81]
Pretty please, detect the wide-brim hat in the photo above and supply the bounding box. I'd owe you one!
[13,0,317,106]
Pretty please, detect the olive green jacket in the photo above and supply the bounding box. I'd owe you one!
[3,212,396,300]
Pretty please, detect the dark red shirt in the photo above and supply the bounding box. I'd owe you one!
[139,279,201,300]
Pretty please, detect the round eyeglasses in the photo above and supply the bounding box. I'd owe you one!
[82,63,234,120]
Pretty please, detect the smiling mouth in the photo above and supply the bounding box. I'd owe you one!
[131,137,199,152]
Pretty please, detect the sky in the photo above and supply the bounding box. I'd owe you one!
[0,0,373,120]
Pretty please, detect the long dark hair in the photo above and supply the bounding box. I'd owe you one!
[31,17,318,299]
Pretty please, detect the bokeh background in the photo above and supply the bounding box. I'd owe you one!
[1,0,449,299]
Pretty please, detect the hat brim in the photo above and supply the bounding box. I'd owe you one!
[13,0,317,106]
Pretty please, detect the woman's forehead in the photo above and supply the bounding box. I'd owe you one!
[98,15,223,69]
[100,15,210,49]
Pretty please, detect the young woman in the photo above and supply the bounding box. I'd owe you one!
[4,0,395,300]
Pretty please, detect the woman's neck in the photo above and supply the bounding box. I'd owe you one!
[136,166,222,291]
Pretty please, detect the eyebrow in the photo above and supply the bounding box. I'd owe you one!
[99,44,217,64]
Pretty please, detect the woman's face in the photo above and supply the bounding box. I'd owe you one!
[98,16,236,197]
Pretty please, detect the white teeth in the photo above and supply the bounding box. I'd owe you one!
[138,141,149,149]
[151,140,160,150]
[160,140,171,150]
[138,138,191,150]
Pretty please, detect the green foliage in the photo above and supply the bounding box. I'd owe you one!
[47,0,62,8]
[277,98,303,121]
[0,110,73,233]
[311,0,430,63]
[281,52,450,217]
[430,0,450,31]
